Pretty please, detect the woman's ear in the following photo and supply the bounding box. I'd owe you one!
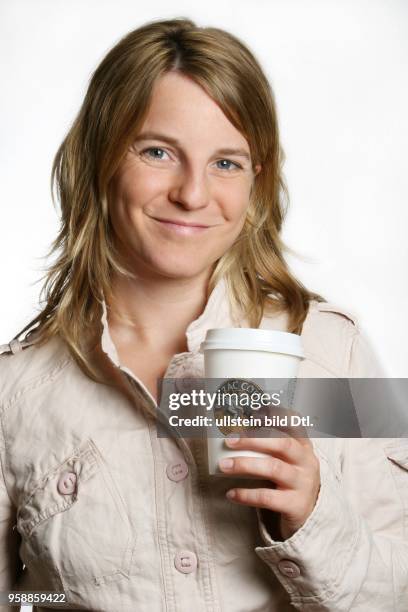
[254,164,262,176]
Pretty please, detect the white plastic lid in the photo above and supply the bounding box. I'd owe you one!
[200,327,304,358]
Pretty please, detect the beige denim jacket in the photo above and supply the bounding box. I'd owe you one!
[0,278,407,611]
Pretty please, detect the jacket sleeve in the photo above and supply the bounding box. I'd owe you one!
[0,421,22,612]
[254,328,408,611]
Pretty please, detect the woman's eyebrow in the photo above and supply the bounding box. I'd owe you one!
[133,131,251,160]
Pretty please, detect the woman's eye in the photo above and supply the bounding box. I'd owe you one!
[141,147,169,161]
[139,149,242,172]
[215,159,242,171]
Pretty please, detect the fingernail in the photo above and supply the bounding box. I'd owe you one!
[226,435,240,446]
[226,489,236,500]
[219,458,234,471]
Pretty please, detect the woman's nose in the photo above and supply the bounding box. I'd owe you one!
[168,166,210,210]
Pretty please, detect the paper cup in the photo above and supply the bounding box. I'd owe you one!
[200,328,304,476]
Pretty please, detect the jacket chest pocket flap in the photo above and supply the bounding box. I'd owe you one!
[17,438,135,589]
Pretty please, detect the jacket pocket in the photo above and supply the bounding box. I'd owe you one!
[17,438,136,590]
[385,438,408,537]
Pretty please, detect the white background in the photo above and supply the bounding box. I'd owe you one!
[1,0,407,389]
[0,2,406,609]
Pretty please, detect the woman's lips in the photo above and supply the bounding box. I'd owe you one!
[152,217,211,235]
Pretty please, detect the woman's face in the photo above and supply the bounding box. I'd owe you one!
[109,71,261,282]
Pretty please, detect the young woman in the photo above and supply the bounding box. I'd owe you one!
[0,17,406,612]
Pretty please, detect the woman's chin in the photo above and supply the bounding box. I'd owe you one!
[146,259,212,281]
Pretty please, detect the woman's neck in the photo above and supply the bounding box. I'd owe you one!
[106,269,212,356]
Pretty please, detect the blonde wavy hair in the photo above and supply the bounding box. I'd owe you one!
[17,17,324,380]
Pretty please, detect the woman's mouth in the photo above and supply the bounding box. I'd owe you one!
[152,217,211,235]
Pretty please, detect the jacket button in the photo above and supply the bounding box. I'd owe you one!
[166,460,189,482]
[57,471,77,495]
[174,550,197,574]
[277,559,301,578]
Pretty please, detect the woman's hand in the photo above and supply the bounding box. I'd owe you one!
[219,434,321,540]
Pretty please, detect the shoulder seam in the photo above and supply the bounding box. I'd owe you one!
[310,302,359,328]
[0,356,73,414]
